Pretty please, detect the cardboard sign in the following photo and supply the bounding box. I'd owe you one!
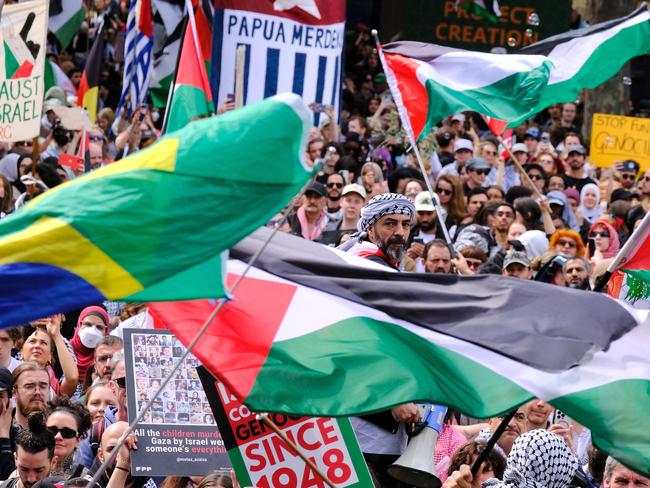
[0,0,47,141]
[123,329,231,476]
[403,0,571,52]
[590,113,650,171]
[52,105,90,131]
[198,367,374,488]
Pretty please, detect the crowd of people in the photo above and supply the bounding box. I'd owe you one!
[0,5,647,488]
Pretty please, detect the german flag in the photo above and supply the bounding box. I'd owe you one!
[77,22,105,124]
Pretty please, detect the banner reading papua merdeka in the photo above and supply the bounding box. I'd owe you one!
[0,0,47,142]
[211,0,345,125]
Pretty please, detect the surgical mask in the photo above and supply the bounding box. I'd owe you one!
[151,110,160,123]
[79,326,104,348]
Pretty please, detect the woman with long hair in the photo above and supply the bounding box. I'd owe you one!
[46,396,92,478]
[435,174,466,227]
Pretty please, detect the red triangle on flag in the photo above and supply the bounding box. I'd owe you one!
[149,272,297,400]
[12,60,33,79]
[175,14,212,102]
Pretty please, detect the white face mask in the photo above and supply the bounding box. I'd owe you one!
[79,326,104,348]
[151,110,160,123]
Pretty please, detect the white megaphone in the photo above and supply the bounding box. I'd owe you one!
[388,404,448,488]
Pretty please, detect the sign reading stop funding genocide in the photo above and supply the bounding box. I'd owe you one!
[197,367,374,488]
[0,0,47,141]
[590,113,650,172]
[123,329,230,476]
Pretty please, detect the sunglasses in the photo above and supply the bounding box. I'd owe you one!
[557,239,577,248]
[114,377,126,388]
[436,188,452,196]
[466,259,482,268]
[620,174,636,180]
[590,231,610,239]
[326,183,343,189]
[89,135,104,142]
[528,174,544,181]
[472,169,490,176]
[483,151,498,156]
[47,426,78,439]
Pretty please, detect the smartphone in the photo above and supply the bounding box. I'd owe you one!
[552,409,571,428]
[413,237,424,245]
[138,104,147,122]
[541,135,550,143]
[226,93,234,103]
[311,103,328,113]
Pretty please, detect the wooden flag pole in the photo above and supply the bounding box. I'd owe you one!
[257,414,337,488]
[234,45,246,108]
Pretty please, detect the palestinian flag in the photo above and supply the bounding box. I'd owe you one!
[165,1,213,133]
[44,60,76,95]
[77,22,105,124]
[380,5,650,141]
[608,211,650,303]
[482,115,509,137]
[456,0,501,23]
[48,0,85,49]
[0,94,313,329]
[152,228,650,477]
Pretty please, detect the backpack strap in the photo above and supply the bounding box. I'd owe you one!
[90,420,105,459]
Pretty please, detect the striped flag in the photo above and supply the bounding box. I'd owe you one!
[77,21,105,124]
[153,228,650,477]
[211,0,345,125]
[381,5,650,141]
[116,0,153,118]
[456,0,501,23]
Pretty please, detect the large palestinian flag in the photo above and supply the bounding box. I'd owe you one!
[381,5,650,141]
[151,229,650,476]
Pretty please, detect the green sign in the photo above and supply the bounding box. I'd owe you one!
[404,0,572,52]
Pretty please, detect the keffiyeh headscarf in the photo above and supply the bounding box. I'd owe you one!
[337,193,415,251]
[483,429,578,488]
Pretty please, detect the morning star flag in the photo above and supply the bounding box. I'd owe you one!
[0,94,313,329]
[165,0,214,133]
[0,0,47,141]
[211,0,345,124]
[153,228,650,476]
[77,21,105,124]
[381,5,650,141]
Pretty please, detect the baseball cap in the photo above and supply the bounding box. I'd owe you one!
[621,159,640,174]
[304,181,326,198]
[524,127,540,140]
[610,188,636,203]
[503,251,531,269]
[548,196,565,207]
[511,143,528,154]
[452,113,466,123]
[566,144,586,155]
[342,183,367,199]
[454,138,473,152]
[414,191,436,212]
[466,157,491,171]
[0,368,11,394]
[373,73,387,84]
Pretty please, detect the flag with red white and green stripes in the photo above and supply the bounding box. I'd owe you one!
[152,228,650,477]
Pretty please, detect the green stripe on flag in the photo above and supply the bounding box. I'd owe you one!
[151,74,174,108]
[167,84,213,133]
[4,42,19,79]
[55,8,85,49]
[421,60,553,138]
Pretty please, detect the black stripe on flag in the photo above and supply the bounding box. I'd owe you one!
[231,228,639,372]
[517,4,648,56]
[383,40,462,61]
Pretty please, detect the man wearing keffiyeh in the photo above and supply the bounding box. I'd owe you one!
[338,192,416,270]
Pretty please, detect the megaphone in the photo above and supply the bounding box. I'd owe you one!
[388,404,448,488]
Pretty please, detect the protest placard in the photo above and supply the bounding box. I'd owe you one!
[590,113,650,171]
[0,0,47,141]
[123,329,231,476]
[197,367,374,488]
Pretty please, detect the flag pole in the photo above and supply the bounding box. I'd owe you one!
[256,414,336,488]
[372,30,456,258]
[593,208,650,292]
[470,410,517,476]
[161,16,189,134]
[84,172,321,488]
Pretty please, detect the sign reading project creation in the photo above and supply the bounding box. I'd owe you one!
[198,367,374,488]
[404,0,571,51]
[123,329,230,476]
[0,0,47,141]
[590,113,650,172]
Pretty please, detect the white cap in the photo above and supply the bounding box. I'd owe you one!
[454,138,474,152]
[342,183,367,199]
[414,191,438,212]
[452,113,466,123]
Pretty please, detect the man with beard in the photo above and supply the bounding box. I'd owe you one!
[93,336,124,383]
[562,144,596,192]
[287,182,329,241]
[342,193,415,270]
[406,191,441,261]
[12,363,49,429]
[562,257,591,290]
[424,239,453,273]
[323,173,345,228]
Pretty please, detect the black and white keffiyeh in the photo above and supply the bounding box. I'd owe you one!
[483,429,578,488]
[337,193,415,251]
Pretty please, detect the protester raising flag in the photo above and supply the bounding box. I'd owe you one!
[165,0,213,133]
[153,228,650,477]
[0,94,313,329]
[77,20,105,124]
[116,0,153,118]
[380,5,650,141]
[456,0,501,22]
